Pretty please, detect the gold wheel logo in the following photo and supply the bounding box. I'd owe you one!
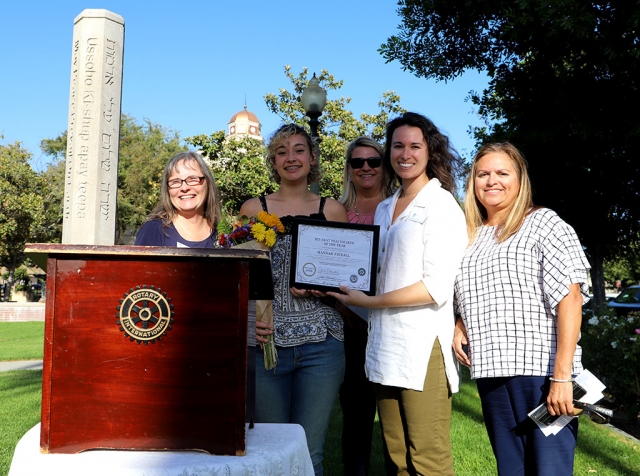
[116,285,174,344]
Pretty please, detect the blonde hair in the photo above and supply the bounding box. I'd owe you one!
[464,142,535,244]
[339,136,395,210]
[147,151,222,229]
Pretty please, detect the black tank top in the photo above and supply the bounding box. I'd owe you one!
[259,195,327,234]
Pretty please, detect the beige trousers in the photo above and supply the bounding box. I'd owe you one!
[374,339,454,476]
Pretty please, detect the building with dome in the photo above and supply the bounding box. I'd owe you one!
[227,104,263,141]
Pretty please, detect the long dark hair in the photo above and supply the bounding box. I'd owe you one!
[383,112,461,194]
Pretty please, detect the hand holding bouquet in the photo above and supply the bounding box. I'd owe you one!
[215,211,283,369]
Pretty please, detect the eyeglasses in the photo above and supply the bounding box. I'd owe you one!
[573,401,613,424]
[167,176,205,189]
[348,157,382,169]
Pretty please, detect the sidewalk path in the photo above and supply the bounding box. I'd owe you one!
[0,360,43,371]
[0,302,45,322]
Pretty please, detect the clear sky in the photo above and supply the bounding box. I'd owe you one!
[0,1,488,170]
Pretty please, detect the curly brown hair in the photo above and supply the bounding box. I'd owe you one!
[383,112,461,195]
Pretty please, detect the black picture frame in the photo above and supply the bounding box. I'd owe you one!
[289,218,379,295]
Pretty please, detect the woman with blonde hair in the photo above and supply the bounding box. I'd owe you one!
[453,142,590,475]
[239,124,347,476]
[337,136,394,475]
[338,136,395,222]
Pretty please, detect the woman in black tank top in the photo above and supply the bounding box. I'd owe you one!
[239,124,347,476]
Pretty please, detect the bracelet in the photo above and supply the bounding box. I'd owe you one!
[549,377,574,383]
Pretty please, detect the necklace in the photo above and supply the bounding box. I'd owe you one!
[353,197,364,224]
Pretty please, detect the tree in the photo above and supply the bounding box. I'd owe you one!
[265,66,405,199]
[116,116,186,240]
[39,131,67,244]
[0,140,45,301]
[604,239,640,289]
[189,66,405,213]
[187,131,276,215]
[380,0,640,307]
[41,115,187,242]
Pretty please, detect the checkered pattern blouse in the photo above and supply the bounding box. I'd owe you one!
[454,208,590,379]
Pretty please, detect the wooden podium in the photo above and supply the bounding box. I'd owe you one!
[25,244,273,456]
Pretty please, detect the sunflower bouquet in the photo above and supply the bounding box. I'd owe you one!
[215,211,283,369]
[216,211,284,249]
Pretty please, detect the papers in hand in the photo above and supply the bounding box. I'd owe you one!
[528,369,606,436]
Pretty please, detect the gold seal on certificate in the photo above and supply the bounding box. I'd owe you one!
[289,218,379,295]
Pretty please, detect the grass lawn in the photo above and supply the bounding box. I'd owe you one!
[323,368,640,475]
[5,370,634,476]
[1,321,638,475]
[0,322,44,361]
[0,371,42,476]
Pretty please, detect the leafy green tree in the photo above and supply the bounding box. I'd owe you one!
[0,140,45,301]
[40,131,68,161]
[187,131,276,214]
[41,115,186,242]
[604,240,640,289]
[116,116,186,240]
[380,0,640,307]
[265,66,405,199]
[2,266,30,292]
[39,131,67,244]
[189,66,405,213]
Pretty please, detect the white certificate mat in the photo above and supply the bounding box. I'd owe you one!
[290,219,379,295]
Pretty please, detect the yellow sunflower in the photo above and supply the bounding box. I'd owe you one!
[265,228,277,247]
[251,222,267,242]
[258,211,285,233]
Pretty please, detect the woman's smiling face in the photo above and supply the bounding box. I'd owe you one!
[474,151,520,220]
[167,159,207,216]
[349,146,383,193]
[272,134,316,183]
[390,125,429,182]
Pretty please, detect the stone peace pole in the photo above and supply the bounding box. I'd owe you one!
[62,9,124,245]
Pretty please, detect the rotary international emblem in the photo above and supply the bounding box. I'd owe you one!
[116,285,174,344]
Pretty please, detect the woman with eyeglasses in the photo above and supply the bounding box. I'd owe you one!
[328,113,467,475]
[336,136,394,475]
[239,124,348,476]
[134,151,221,247]
[453,142,590,475]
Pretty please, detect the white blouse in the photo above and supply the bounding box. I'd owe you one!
[365,179,467,392]
[454,208,590,379]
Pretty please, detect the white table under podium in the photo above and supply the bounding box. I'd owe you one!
[9,423,314,476]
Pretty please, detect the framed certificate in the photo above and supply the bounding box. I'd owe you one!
[289,218,379,295]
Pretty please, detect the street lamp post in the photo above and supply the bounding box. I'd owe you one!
[301,73,327,194]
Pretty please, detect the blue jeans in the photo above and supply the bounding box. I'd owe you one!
[477,376,579,476]
[255,335,345,476]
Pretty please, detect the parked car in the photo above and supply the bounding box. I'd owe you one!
[582,293,619,310]
[607,285,640,315]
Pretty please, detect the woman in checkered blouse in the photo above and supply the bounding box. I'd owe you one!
[453,142,590,475]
